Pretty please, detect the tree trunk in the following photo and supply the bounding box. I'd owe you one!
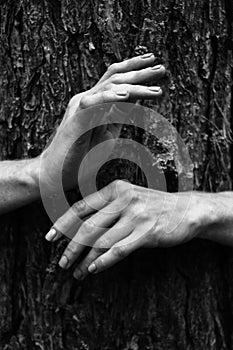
[0,0,232,349]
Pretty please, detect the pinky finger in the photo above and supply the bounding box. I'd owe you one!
[88,232,143,274]
[79,90,129,109]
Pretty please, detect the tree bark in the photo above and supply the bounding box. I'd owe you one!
[0,0,233,349]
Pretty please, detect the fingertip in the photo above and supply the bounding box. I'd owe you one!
[148,87,163,97]
[52,231,62,242]
[115,90,129,98]
[45,228,57,241]
[58,255,69,269]
[88,262,97,273]
[140,52,154,59]
[157,87,163,96]
[152,64,166,75]
[160,65,166,75]
[148,87,162,93]
[157,87,164,96]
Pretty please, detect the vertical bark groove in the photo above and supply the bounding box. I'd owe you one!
[0,0,233,349]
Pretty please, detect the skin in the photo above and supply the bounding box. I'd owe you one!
[2,54,233,280]
[0,53,165,214]
[39,53,165,193]
[0,158,40,214]
[47,180,233,280]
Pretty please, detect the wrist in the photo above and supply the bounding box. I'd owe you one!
[20,157,40,200]
[196,192,233,244]
[189,191,228,241]
[187,192,217,239]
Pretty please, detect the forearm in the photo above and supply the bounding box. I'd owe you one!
[194,191,233,246]
[0,158,40,214]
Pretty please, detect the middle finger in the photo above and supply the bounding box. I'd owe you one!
[109,64,165,85]
[58,199,123,270]
[73,217,134,280]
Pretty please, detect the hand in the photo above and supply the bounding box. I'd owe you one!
[39,54,165,192]
[46,180,208,279]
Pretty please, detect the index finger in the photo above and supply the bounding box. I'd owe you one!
[44,180,124,242]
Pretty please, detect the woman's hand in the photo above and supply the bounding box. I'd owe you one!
[39,54,165,192]
[46,180,212,280]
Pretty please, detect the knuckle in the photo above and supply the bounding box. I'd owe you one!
[77,231,88,246]
[108,180,119,199]
[122,187,138,204]
[123,205,136,220]
[107,180,131,201]
[131,191,140,204]
[97,256,105,269]
[84,218,96,232]
[66,241,78,255]
[79,95,89,109]
[112,179,129,192]
[105,82,115,91]
[111,179,123,188]
[124,188,134,201]
[72,200,86,215]
[110,73,122,83]
[111,244,128,259]
[77,219,96,243]
[101,90,111,100]
[117,83,128,90]
[95,237,111,251]
[107,63,118,74]
[139,210,150,221]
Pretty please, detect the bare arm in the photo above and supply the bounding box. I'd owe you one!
[197,191,233,246]
[46,181,233,279]
[0,158,40,214]
[0,54,165,215]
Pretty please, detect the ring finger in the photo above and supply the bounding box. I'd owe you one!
[73,217,134,280]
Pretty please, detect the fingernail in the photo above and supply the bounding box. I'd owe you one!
[59,255,69,269]
[74,269,83,280]
[45,228,57,241]
[148,87,161,92]
[116,91,128,97]
[88,263,97,273]
[151,64,162,70]
[141,53,154,59]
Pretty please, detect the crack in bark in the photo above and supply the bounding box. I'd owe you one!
[223,0,233,187]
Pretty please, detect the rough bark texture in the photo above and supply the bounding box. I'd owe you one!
[0,0,233,349]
